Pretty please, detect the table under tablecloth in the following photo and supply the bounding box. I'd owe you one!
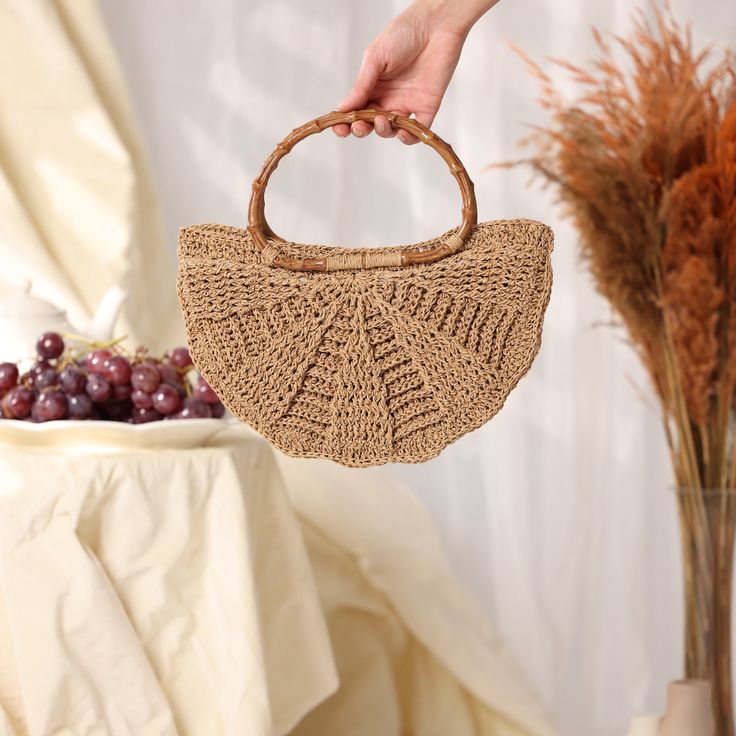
[0,421,553,736]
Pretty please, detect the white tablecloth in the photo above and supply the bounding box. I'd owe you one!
[0,421,553,736]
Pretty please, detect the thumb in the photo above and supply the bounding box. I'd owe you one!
[338,48,383,112]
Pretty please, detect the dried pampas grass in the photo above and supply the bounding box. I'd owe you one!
[509,3,736,731]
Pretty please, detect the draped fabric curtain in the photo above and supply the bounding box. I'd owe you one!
[0,0,182,351]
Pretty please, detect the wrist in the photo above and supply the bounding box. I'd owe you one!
[417,0,496,36]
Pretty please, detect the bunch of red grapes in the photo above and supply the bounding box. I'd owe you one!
[0,331,225,423]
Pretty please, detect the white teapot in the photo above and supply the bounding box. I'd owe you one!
[0,281,128,366]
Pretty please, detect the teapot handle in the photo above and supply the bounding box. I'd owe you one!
[86,285,128,342]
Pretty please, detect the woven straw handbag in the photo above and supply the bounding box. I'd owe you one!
[178,109,553,467]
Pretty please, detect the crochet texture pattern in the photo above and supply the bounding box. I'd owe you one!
[177,219,553,467]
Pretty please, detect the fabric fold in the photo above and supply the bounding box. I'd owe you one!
[0,428,338,736]
[1,514,179,736]
[275,451,555,736]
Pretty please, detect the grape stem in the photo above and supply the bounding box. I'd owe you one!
[61,333,129,349]
[61,333,132,366]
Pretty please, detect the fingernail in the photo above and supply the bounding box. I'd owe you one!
[376,120,386,134]
[353,127,364,137]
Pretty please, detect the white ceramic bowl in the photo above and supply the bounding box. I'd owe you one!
[0,417,245,452]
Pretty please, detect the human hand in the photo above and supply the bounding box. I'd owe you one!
[333,0,497,144]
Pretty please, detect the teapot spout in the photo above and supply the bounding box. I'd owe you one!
[86,285,127,342]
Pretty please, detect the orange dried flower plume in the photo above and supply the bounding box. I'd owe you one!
[662,165,724,426]
[515,3,735,439]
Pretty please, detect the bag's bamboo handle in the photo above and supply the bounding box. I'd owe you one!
[248,109,478,272]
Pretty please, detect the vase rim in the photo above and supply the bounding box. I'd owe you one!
[669,678,711,687]
[673,486,736,496]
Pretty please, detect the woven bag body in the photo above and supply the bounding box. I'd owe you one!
[178,110,553,467]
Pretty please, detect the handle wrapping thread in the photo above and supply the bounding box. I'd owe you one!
[260,242,282,266]
[325,249,403,272]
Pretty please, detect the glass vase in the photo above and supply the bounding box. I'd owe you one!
[675,487,736,736]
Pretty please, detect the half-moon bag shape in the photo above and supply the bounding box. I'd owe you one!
[177,109,553,467]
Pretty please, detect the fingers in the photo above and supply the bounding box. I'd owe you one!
[353,111,417,142]
[370,110,438,145]
[396,110,435,146]
[397,129,419,145]
[395,112,420,146]
[351,112,398,140]
[331,120,374,139]
[333,55,440,147]
[332,112,428,144]
[331,119,375,139]
[330,119,375,139]
[350,120,373,138]
[374,114,395,138]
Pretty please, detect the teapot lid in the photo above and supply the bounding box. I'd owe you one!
[0,280,66,318]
